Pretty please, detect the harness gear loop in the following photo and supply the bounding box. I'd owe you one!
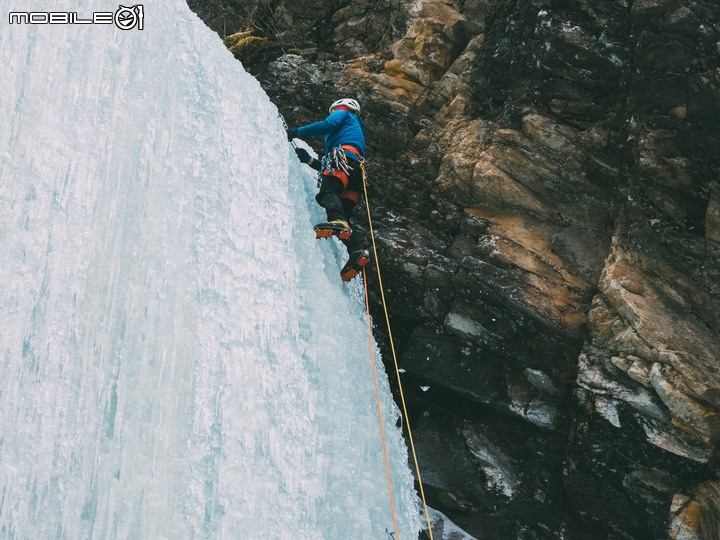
[343,144,368,186]
[317,145,366,206]
[319,145,358,178]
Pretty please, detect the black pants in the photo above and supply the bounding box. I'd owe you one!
[315,166,364,255]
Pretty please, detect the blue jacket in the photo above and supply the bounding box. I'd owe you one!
[296,110,366,158]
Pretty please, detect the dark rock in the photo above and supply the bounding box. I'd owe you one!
[187,0,720,537]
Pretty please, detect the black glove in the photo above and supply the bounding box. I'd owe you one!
[286,128,299,141]
[294,147,311,164]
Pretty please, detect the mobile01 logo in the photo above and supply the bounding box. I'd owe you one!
[9,5,144,30]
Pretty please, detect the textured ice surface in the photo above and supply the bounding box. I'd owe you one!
[0,2,419,538]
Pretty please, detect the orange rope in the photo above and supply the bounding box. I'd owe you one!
[362,183,435,538]
[362,265,400,539]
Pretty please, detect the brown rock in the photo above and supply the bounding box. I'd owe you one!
[650,363,719,443]
[669,494,701,540]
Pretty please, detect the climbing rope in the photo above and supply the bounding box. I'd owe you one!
[361,182,435,539]
[362,264,400,539]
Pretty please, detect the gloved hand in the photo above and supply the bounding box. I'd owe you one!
[294,147,311,164]
[286,128,299,141]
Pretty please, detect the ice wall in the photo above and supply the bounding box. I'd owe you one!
[0,2,419,538]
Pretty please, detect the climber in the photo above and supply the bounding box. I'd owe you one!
[286,97,371,282]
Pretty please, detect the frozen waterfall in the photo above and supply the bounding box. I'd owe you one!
[0,1,420,538]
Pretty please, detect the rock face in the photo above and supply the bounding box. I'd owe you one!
[188,0,720,537]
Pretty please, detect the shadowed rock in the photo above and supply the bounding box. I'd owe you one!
[188,0,720,537]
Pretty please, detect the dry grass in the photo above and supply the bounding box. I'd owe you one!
[696,481,720,540]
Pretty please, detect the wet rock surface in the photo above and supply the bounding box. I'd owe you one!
[188,0,720,537]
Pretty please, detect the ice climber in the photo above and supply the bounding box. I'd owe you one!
[286,98,371,282]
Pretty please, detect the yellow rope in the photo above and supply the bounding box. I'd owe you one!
[361,182,435,539]
[362,265,400,540]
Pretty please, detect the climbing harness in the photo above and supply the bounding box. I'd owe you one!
[318,145,368,206]
[361,182,435,540]
[326,145,361,175]
[318,145,365,181]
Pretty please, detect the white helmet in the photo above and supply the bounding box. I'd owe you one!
[329,98,360,114]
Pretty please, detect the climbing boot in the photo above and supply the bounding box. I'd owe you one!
[340,249,371,282]
[314,219,351,240]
